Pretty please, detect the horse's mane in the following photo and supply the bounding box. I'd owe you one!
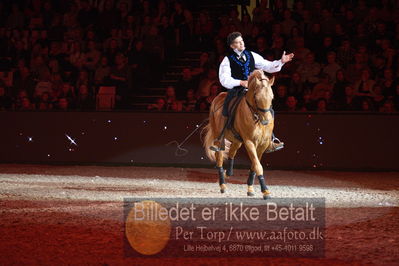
[248,70,274,99]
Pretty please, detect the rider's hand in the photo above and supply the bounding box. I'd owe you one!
[240,80,248,88]
[281,50,294,63]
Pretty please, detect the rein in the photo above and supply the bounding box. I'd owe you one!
[245,78,274,125]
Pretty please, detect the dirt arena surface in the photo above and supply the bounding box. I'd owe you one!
[0,164,398,265]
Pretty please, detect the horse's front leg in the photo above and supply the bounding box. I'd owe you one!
[246,142,269,197]
[226,141,242,177]
[256,145,270,199]
[244,140,270,199]
[215,150,226,193]
[247,169,256,196]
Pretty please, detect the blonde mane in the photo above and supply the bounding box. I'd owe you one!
[247,70,274,106]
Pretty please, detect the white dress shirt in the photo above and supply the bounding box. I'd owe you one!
[219,50,285,89]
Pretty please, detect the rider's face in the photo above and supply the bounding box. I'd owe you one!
[230,36,245,51]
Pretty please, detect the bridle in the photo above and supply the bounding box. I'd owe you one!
[245,78,274,125]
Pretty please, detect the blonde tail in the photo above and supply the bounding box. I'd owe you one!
[202,123,230,162]
[202,123,216,162]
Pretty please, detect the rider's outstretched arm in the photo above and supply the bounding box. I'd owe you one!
[251,51,285,73]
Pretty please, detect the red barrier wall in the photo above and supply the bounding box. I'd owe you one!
[1,111,398,170]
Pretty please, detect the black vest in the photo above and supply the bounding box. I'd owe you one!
[227,50,255,83]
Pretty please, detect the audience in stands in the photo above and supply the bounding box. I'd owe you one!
[0,0,397,113]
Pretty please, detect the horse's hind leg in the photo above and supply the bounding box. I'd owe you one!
[215,150,226,193]
[226,141,242,177]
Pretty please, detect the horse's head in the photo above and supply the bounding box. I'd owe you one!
[246,70,275,125]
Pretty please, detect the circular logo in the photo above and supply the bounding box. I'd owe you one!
[125,200,171,255]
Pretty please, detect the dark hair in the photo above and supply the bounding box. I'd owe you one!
[227,32,242,46]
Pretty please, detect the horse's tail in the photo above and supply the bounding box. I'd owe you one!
[202,123,216,161]
[202,116,230,162]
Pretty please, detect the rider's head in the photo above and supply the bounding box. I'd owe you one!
[227,32,245,52]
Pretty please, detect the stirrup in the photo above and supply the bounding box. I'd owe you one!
[265,135,284,154]
[271,133,282,144]
[209,137,225,152]
[210,145,224,152]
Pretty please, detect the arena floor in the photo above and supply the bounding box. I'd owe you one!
[0,164,398,265]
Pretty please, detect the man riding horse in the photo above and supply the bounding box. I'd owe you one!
[210,32,294,152]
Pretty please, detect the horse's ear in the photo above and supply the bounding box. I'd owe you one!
[269,75,275,86]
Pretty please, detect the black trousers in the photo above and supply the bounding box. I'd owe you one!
[222,86,246,116]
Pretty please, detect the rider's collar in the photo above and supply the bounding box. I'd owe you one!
[233,48,245,57]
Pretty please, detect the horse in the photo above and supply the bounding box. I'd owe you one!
[202,69,276,200]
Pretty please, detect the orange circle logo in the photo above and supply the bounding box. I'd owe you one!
[125,200,171,255]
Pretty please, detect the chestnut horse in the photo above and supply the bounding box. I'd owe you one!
[203,70,276,199]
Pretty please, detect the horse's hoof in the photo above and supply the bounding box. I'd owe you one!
[220,184,227,193]
[247,185,254,196]
[262,190,271,200]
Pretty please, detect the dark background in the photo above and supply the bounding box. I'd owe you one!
[2,111,398,170]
